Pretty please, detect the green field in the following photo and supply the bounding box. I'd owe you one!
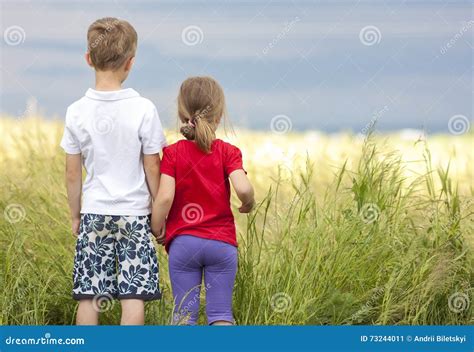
[0,117,472,325]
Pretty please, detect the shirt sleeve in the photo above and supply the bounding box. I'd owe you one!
[60,108,81,154]
[224,144,246,177]
[160,145,176,178]
[139,104,167,154]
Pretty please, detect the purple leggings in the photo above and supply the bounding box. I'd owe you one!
[168,235,238,325]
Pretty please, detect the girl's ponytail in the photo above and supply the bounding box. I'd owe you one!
[177,76,226,153]
[194,117,215,153]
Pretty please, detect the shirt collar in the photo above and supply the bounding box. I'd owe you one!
[85,88,140,101]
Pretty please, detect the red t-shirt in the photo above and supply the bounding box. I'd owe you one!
[160,139,245,252]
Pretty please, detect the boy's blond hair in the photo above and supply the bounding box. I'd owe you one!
[87,17,137,71]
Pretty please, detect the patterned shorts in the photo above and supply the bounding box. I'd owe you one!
[72,214,161,301]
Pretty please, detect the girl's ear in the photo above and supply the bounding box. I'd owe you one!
[85,52,94,67]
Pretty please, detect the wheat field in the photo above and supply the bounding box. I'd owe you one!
[0,117,472,325]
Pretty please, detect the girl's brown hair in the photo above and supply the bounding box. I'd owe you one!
[178,76,226,153]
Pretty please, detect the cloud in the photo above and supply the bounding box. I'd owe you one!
[0,0,471,131]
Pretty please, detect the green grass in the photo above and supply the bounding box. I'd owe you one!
[0,119,472,325]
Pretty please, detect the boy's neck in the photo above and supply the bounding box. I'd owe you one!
[94,70,124,91]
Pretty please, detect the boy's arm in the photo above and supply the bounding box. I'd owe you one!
[151,174,175,244]
[65,154,82,235]
[143,154,161,200]
[229,169,255,213]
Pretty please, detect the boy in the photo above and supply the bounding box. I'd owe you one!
[60,17,166,325]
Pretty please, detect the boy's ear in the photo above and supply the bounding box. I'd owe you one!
[125,56,135,72]
[85,52,94,68]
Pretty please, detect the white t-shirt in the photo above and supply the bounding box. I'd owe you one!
[60,88,167,216]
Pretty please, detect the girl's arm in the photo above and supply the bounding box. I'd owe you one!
[229,169,255,213]
[151,174,175,244]
[65,153,82,235]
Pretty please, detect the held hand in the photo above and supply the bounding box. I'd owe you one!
[155,226,166,245]
[239,200,255,214]
[71,217,81,237]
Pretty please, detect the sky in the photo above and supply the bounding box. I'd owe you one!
[0,0,472,132]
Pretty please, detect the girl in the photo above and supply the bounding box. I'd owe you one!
[151,76,255,325]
